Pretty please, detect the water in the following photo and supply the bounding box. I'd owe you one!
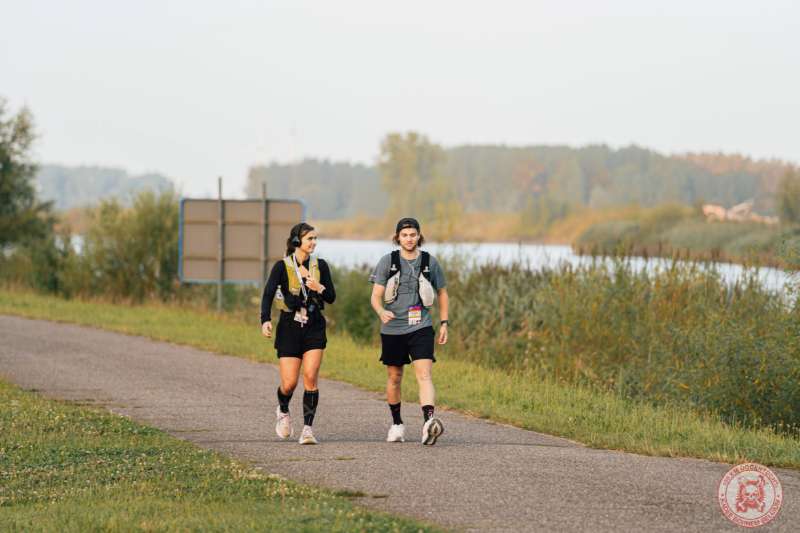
[316,239,794,294]
[71,234,794,294]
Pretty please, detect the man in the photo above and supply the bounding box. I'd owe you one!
[370,217,449,445]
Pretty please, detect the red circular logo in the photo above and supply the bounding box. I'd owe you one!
[718,463,783,528]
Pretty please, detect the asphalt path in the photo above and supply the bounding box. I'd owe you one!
[1,315,798,532]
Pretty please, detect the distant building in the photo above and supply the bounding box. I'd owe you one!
[702,200,778,224]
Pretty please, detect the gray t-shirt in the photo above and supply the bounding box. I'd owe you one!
[370,251,446,335]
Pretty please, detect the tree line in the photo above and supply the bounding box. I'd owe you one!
[245,132,798,231]
[35,164,173,211]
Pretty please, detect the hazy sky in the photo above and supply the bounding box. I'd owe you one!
[2,1,798,197]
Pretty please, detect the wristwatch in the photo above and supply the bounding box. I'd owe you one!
[440,320,449,326]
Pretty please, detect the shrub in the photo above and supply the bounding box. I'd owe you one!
[79,191,179,301]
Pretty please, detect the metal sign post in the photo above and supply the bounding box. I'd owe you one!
[260,182,267,286]
[217,177,224,312]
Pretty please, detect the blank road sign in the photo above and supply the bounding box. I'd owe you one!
[179,198,305,283]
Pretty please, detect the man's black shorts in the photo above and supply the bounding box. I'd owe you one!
[380,326,436,366]
[274,313,327,357]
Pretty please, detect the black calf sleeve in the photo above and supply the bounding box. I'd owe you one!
[303,389,319,426]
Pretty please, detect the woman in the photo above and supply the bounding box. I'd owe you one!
[261,222,335,444]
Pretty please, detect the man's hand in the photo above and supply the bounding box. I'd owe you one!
[437,324,448,345]
[261,321,273,338]
[371,284,393,324]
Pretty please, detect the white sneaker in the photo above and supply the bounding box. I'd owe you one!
[275,406,293,439]
[421,417,444,445]
[298,425,318,445]
[386,423,405,442]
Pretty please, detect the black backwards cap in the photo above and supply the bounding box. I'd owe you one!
[395,217,420,233]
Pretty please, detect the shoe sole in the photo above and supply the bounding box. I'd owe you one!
[422,418,444,446]
[299,438,318,445]
[387,436,405,442]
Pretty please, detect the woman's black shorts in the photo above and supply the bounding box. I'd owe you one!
[274,312,327,357]
[380,326,436,366]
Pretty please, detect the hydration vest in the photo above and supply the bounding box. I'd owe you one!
[275,255,320,312]
[384,250,436,308]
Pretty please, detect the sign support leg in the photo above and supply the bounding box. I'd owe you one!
[217,177,224,313]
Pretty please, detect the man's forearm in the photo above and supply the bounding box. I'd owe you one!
[370,293,384,317]
[438,290,449,321]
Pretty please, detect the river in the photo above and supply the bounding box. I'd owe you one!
[316,239,794,294]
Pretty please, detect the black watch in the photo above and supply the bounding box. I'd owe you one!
[440,320,449,326]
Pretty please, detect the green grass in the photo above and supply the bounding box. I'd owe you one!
[1,288,800,470]
[0,379,438,532]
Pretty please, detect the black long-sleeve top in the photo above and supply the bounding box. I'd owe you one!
[260,257,336,324]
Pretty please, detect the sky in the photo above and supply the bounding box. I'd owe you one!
[2,0,798,197]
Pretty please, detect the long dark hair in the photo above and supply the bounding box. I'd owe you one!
[286,222,315,256]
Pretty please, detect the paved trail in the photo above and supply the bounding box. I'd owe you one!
[1,315,797,532]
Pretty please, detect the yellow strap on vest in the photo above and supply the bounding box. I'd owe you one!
[275,256,320,312]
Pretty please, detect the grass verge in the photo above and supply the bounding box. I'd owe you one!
[1,289,799,470]
[0,379,437,532]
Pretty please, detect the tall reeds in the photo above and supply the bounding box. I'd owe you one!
[327,256,800,434]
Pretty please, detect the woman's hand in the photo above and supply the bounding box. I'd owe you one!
[305,277,325,293]
[261,321,273,338]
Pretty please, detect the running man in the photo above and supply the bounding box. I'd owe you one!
[261,222,336,444]
[370,217,448,445]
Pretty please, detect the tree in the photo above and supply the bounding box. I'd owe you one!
[0,98,52,248]
[549,157,588,207]
[378,132,446,220]
[777,168,800,225]
[511,158,546,209]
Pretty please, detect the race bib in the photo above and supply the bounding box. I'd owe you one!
[294,307,308,326]
[408,305,422,326]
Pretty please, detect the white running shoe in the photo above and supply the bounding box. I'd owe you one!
[275,406,293,439]
[298,425,318,445]
[386,423,405,442]
[421,417,444,445]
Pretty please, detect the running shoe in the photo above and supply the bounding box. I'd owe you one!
[386,423,405,442]
[421,417,444,445]
[298,425,318,445]
[275,406,293,439]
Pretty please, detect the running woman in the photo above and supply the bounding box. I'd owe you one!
[261,222,336,444]
[370,217,448,445]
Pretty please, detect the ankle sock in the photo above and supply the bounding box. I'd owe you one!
[422,404,434,422]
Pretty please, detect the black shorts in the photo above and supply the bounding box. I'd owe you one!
[380,326,435,366]
[274,312,327,357]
